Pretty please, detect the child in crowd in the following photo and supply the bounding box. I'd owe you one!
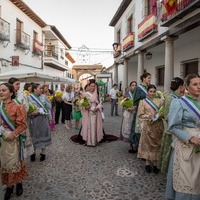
[73,98,82,130]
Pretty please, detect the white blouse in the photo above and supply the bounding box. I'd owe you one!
[62,92,74,102]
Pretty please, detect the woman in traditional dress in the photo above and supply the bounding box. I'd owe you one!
[157,77,185,174]
[0,83,27,200]
[27,83,51,162]
[80,79,104,146]
[120,81,137,145]
[62,85,74,129]
[137,84,164,174]
[165,74,200,200]
[9,79,34,159]
[129,72,151,153]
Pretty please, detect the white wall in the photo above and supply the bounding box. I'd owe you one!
[0,0,43,71]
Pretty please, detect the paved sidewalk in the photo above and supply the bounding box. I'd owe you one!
[0,102,166,200]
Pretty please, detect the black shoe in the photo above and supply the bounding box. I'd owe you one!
[152,166,160,174]
[128,149,137,153]
[30,153,36,162]
[40,154,46,161]
[4,187,13,200]
[16,183,23,196]
[145,165,152,173]
[115,114,119,116]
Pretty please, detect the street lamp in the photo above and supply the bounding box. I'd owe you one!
[145,52,153,60]
[112,43,119,51]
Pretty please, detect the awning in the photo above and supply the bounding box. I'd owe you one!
[0,68,76,84]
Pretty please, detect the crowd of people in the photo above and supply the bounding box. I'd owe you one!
[119,72,200,199]
[0,78,106,200]
[0,73,200,200]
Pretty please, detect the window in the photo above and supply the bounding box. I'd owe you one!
[16,19,22,44]
[117,29,121,44]
[156,66,165,86]
[184,61,198,77]
[33,31,38,51]
[143,0,157,17]
[127,16,133,34]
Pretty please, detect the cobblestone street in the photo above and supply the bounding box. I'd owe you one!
[0,102,166,200]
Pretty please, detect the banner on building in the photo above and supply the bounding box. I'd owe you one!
[164,0,177,15]
[12,56,19,66]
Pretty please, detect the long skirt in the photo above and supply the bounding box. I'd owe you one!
[137,119,163,162]
[28,115,51,149]
[157,131,172,174]
[120,110,134,143]
[165,150,200,200]
[0,129,27,186]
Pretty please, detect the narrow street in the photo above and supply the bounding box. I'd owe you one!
[0,102,166,200]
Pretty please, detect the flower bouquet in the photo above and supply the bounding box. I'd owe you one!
[79,97,90,107]
[28,102,38,113]
[155,91,166,100]
[120,98,133,109]
[23,90,30,96]
[116,91,122,97]
[194,133,200,154]
[48,95,54,102]
[55,91,63,101]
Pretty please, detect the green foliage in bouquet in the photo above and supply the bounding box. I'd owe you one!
[155,91,166,99]
[79,97,90,107]
[158,106,164,117]
[120,98,133,109]
[28,102,38,113]
[194,146,200,154]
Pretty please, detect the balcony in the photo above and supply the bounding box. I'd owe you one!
[44,48,68,71]
[138,14,158,42]
[122,32,134,51]
[15,29,30,50]
[0,17,10,41]
[161,0,200,26]
[33,40,44,55]
[113,44,121,58]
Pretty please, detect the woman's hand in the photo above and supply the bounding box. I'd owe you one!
[31,111,39,116]
[5,133,15,141]
[85,105,90,110]
[93,107,99,112]
[127,107,135,113]
[189,136,200,145]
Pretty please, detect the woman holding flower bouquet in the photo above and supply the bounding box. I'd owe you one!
[165,74,200,200]
[80,79,104,146]
[137,84,164,174]
[27,83,52,162]
[120,81,137,144]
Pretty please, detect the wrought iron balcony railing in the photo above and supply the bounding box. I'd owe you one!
[44,50,59,60]
[0,17,10,41]
[161,0,200,26]
[15,29,30,50]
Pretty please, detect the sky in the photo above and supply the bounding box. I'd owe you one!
[23,0,122,50]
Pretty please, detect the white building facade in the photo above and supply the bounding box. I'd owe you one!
[109,0,200,93]
[0,0,74,80]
